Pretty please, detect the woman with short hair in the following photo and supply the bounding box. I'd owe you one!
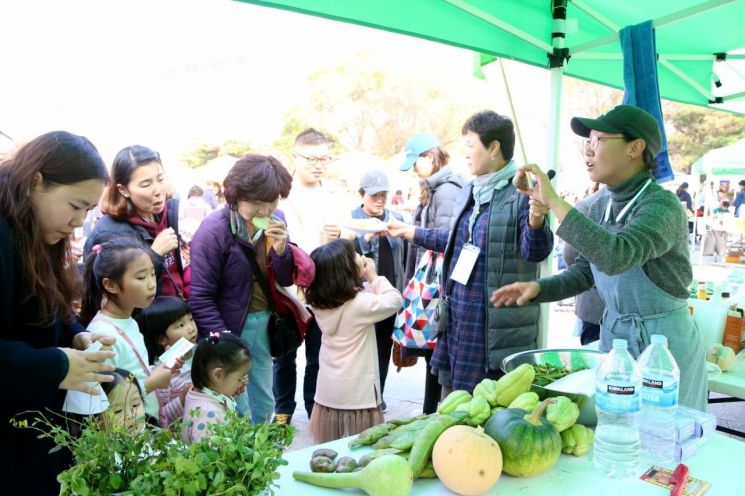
[387,111,554,395]
[190,154,295,423]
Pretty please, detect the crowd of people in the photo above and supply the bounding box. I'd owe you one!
[1,105,708,494]
[678,178,745,261]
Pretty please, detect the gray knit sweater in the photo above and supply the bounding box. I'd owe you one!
[538,170,692,302]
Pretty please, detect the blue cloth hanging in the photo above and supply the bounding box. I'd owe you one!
[620,20,674,183]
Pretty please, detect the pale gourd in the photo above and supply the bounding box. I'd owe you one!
[293,455,412,496]
[432,425,503,495]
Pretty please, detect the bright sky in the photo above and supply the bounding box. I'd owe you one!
[0,1,482,151]
[0,1,554,148]
[3,0,741,196]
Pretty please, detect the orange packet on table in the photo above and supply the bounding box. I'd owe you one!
[640,466,711,495]
[722,308,744,353]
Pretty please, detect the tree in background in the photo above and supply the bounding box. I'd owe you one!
[564,78,624,124]
[665,104,745,173]
[271,109,342,166]
[182,139,252,168]
[281,53,473,159]
[221,139,252,158]
[564,78,745,175]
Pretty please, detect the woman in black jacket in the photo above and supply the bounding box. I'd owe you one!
[0,131,115,494]
[85,145,188,299]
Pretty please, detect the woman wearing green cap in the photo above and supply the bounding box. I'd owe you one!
[491,105,707,411]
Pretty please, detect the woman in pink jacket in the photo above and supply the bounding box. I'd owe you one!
[304,239,403,443]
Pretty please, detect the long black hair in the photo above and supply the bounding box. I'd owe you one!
[103,145,163,219]
[135,296,192,363]
[101,368,144,399]
[81,237,155,325]
[0,131,108,324]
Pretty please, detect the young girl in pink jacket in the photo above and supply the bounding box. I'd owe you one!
[304,239,403,443]
[182,332,251,444]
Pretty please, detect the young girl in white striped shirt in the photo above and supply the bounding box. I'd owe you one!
[81,238,178,422]
[137,296,198,428]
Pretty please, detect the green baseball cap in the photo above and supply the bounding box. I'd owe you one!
[570,105,662,158]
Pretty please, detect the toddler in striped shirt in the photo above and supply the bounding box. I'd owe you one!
[136,296,198,428]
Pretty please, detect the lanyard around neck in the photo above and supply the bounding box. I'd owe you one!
[603,178,652,224]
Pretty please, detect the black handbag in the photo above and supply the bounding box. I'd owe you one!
[435,278,453,338]
[268,313,302,359]
[240,243,301,359]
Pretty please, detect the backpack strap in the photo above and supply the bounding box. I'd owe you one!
[91,317,151,377]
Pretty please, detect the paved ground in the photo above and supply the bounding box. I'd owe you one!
[284,300,745,452]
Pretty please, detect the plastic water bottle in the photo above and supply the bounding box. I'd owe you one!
[637,334,680,466]
[593,339,642,478]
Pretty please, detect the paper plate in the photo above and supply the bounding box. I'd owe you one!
[343,220,387,234]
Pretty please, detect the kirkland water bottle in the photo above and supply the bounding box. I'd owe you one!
[637,334,680,466]
[594,339,642,478]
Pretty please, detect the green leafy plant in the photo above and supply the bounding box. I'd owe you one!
[13,410,295,495]
[131,412,295,495]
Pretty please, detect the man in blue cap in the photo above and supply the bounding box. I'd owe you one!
[351,169,406,411]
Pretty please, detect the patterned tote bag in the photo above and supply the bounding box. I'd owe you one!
[392,250,444,350]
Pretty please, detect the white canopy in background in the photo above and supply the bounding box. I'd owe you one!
[692,137,745,177]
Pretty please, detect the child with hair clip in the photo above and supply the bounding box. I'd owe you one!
[81,238,180,420]
[136,296,198,428]
[304,239,403,443]
[99,368,147,434]
[183,332,252,444]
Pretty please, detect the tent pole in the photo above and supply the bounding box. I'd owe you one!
[496,58,528,165]
[537,65,563,350]
[537,0,568,349]
[722,90,745,102]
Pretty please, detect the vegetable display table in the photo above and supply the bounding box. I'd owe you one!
[276,432,743,495]
[709,370,745,399]
[709,370,745,437]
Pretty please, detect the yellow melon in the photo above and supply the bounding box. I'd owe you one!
[432,425,503,495]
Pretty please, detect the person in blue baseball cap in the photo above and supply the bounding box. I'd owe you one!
[491,105,707,411]
[399,132,466,414]
[400,133,441,172]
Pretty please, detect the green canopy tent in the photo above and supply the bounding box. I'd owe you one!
[237,0,745,346]
[239,0,745,173]
[691,137,745,176]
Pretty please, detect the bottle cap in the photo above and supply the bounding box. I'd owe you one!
[650,334,668,346]
[612,338,627,349]
[722,292,731,298]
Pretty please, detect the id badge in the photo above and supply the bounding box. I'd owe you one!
[450,243,480,285]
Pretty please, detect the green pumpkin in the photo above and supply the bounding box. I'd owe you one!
[483,398,562,477]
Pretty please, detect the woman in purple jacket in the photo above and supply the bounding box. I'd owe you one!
[190,155,294,423]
